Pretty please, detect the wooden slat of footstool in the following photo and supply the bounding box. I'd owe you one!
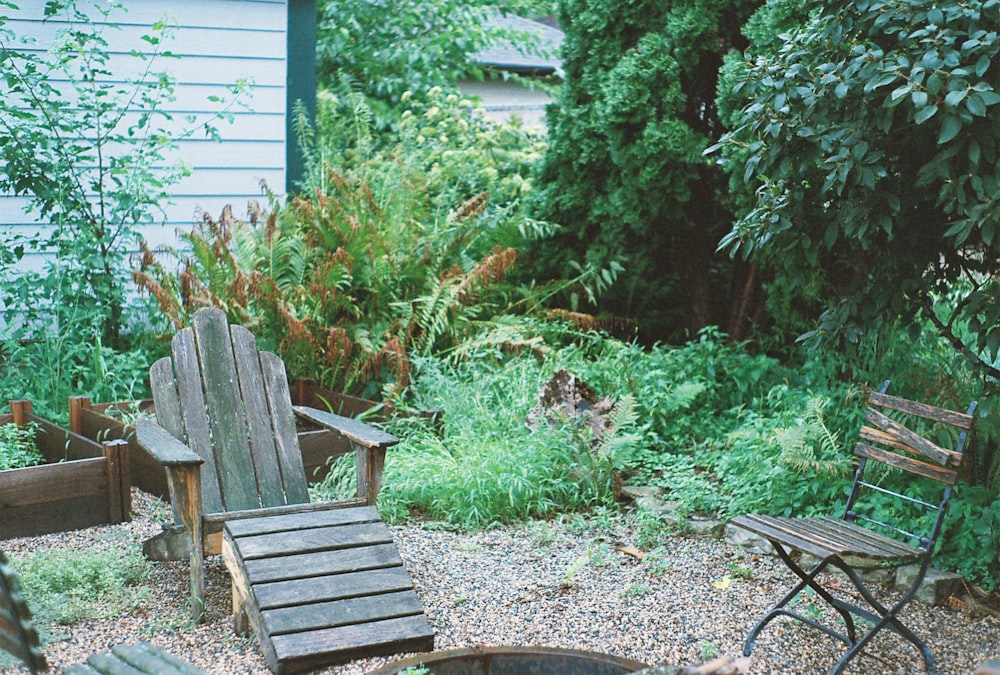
[256,566,415,609]
[245,542,403,585]
[270,614,435,674]
[233,521,396,560]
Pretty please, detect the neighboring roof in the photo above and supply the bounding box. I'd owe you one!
[473,14,564,75]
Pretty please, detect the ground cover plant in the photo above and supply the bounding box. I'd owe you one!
[0,539,154,668]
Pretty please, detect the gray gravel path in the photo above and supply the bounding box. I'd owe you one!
[2,490,997,674]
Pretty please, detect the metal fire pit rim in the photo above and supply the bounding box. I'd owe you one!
[365,645,649,675]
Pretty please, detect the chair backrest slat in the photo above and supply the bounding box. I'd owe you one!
[192,308,261,511]
[863,407,955,466]
[261,351,310,502]
[0,553,48,673]
[149,307,311,515]
[855,441,958,484]
[868,391,975,429]
[231,325,286,506]
[169,328,225,513]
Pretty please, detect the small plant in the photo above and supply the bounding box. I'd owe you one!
[728,563,754,580]
[0,421,43,470]
[641,547,670,576]
[562,553,591,589]
[622,583,652,599]
[698,640,720,661]
[399,666,432,675]
[630,509,670,551]
[15,545,152,628]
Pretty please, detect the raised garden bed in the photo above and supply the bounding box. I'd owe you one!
[0,400,130,539]
[70,380,439,500]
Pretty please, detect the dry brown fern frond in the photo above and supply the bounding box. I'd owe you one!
[451,192,488,222]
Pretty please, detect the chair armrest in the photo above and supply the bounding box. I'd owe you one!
[293,405,399,449]
[136,418,204,467]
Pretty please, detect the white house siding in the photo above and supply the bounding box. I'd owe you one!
[1,0,288,271]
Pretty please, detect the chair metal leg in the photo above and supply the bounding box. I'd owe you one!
[827,558,937,675]
[744,542,856,658]
[745,543,936,674]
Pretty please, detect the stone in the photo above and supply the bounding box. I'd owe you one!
[895,564,965,606]
[724,522,774,555]
[687,516,725,538]
[620,485,663,501]
[796,554,895,586]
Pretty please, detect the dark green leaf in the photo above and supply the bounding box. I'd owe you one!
[914,104,937,123]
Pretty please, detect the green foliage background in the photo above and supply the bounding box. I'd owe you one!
[0,0,997,594]
[530,0,761,342]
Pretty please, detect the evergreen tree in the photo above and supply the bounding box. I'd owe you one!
[531,0,761,342]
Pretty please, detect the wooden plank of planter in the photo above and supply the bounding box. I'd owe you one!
[69,397,170,500]
[0,458,110,538]
[299,428,353,483]
[290,380,442,428]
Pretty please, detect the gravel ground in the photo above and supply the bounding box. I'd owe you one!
[2,489,998,675]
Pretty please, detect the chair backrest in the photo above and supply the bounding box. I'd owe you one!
[0,550,48,673]
[149,307,310,514]
[846,380,977,552]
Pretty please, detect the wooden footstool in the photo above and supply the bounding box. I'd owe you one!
[222,506,434,674]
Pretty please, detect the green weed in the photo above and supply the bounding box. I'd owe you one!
[0,421,43,470]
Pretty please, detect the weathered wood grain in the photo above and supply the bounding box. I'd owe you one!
[254,566,414,609]
[193,308,259,511]
[854,441,957,484]
[171,326,224,513]
[234,522,394,560]
[260,351,309,504]
[263,590,424,635]
[0,552,48,673]
[224,505,381,538]
[231,324,286,507]
[243,543,403,585]
[269,614,434,673]
[868,391,975,429]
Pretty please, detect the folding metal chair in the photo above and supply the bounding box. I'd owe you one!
[732,381,976,674]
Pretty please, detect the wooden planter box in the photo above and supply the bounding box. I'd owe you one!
[70,382,437,498]
[1,400,130,539]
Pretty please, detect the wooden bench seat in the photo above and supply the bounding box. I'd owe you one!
[62,641,206,675]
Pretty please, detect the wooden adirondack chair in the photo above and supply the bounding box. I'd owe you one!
[137,307,433,672]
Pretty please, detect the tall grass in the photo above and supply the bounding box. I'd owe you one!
[377,354,618,529]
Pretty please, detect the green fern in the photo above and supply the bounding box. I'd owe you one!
[595,393,646,468]
[775,396,851,477]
